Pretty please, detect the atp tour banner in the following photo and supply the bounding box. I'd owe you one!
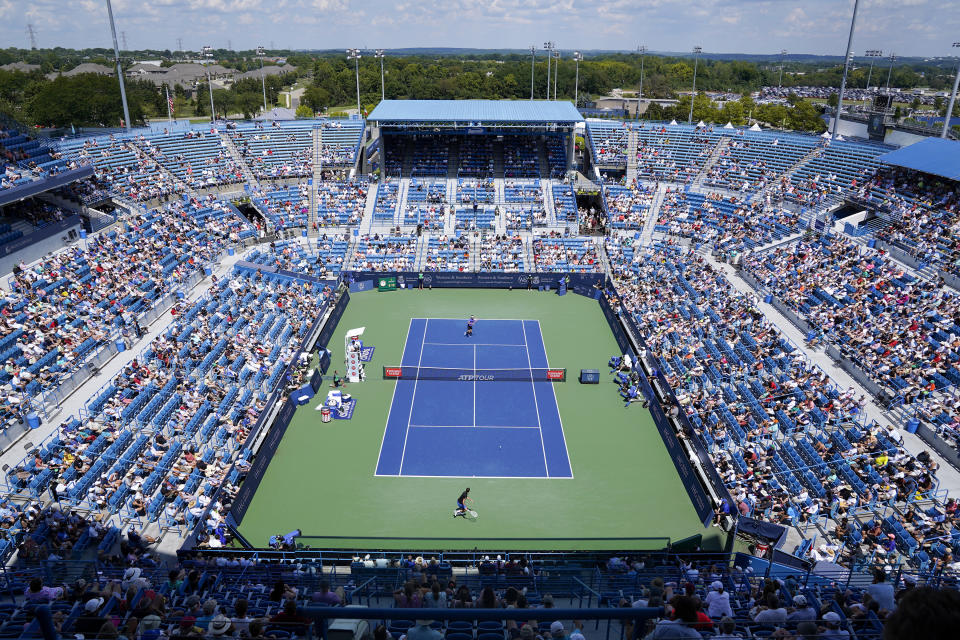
[344,271,605,296]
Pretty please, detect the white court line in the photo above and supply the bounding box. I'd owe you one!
[398,319,428,475]
[373,317,412,475]
[423,342,526,347]
[522,320,550,478]
[536,320,575,479]
[375,473,572,480]
[473,343,477,427]
[409,424,541,429]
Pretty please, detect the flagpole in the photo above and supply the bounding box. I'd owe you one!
[165,85,174,122]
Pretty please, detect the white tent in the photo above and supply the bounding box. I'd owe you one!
[723,122,735,129]
[669,119,678,126]
[821,131,832,138]
[836,134,845,141]
[696,120,706,128]
[749,123,762,131]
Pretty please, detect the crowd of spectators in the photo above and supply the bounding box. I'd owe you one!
[533,234,602,272]
[424,235,471,271]
[349,234,419,271]
[655,191,801,256]
[67,135,182,203]
[479,234,525,272]
[605,182,655,229]
[7,267,332,548]
[317,180,367,227]
[742,236,960,407]
[0,204,231,417]
[607,240,944,569]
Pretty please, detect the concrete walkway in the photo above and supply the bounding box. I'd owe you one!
[702,251,960,496]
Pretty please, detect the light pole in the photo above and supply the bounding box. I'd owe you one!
[553,49,560,100]
[104,0,131,130]
[885,53,898,93]
[832,0,859,140]
[544,42,554,99]
[375,49,385,101]
[257,46,267,116]
[202,45,216,122]
[687,46,702,124]
[944,42,960,139]
[529,45,536,100]
[778,49,787,88]
[637,45,647,121]
[347,48,362,116]
[573,51,583,106]
[864,50,882,90]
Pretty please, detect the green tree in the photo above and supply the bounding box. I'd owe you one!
[295,104,313,118]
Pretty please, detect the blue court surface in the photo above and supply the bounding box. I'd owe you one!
[375,318,573,478]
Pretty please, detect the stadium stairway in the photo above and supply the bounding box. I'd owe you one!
[401,139,414,177]
[446,139,460,179]
[639,183,666,246]
[542,179,557,226]
[218,129,260,192]
[523,236,536,271]
[537,138,550,178]
[493,140,505,178]
[397,178,411,226]
[359,182,378,234]
[700,249,960,496]
[625,128,639,184]
[693,137,731,189]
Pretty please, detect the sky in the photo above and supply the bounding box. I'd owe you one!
[3,0,959,59]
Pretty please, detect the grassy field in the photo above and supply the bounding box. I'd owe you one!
[238,288,723,551]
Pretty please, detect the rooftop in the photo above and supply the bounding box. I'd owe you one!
[367,99,583,124]
[878,137,960,182]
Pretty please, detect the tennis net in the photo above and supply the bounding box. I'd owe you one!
[383,365,566,382]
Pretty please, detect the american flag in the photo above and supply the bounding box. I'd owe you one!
[167,94,175,116]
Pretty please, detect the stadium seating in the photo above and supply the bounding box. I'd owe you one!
[349,235,419,271]
[253,186,310,229]
[605,183,654,230]
[424,235,470,271]
[608,238,946,570]
[479,234,525,272]
[533,236,601,272]
[551,184,578,223]
[317,179,367,226]
[655,190,800,254]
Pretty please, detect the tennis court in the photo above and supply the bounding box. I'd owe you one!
[375,318,572,478]
[237,290,723,551]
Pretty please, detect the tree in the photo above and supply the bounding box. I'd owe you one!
[211,88,233,119]
[827,93,839,109]
[295,104,313,118]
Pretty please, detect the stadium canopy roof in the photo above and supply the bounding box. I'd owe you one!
[367,100,583,125]
[878,138,960,182]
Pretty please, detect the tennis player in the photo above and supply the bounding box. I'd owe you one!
[465,315,477,338]
[454,487,473,518]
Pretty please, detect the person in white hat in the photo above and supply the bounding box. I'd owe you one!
[704,580,733,618]
[820,611,849,639]
[787,595,816,622]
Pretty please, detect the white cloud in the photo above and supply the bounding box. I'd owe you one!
[0,0,956,55]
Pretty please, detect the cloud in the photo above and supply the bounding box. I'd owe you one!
[0,0,956,55]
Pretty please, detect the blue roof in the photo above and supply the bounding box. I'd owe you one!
[878,138,960,182]
[367,100,583,124]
